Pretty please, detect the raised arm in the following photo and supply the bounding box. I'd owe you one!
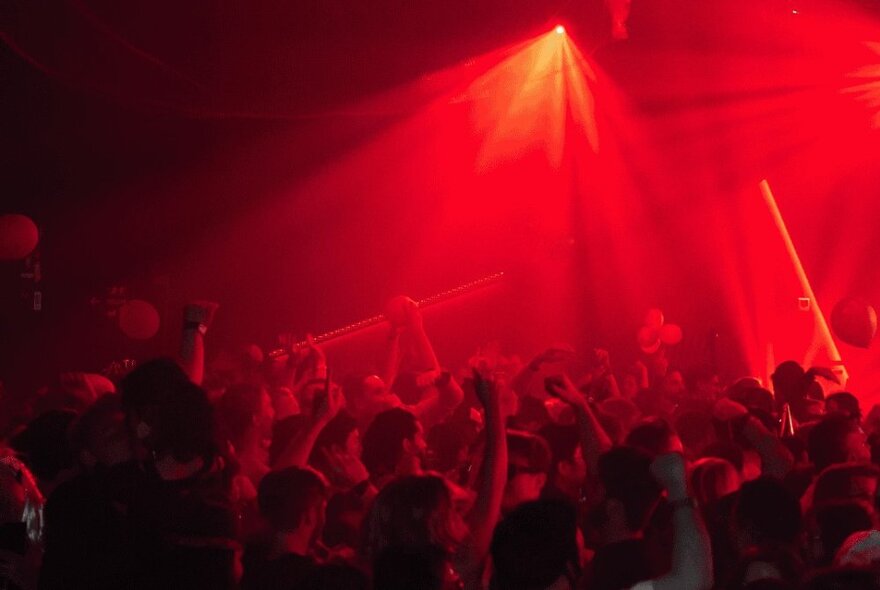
[546,375,612,479]
[635,453,712,590]
[179,302,218,385]
[510,346,575,397]
[272,382,343,469]
[467,369,508,566]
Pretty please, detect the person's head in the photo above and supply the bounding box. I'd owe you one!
[216,383,275,450]
[68,395,131,468]
[660,368,686,399]
[624,417,683,456]
[675,409,714,455]
[687,365,722,400]
[300,564,369,590]
[728,545,804,589]
[809,500,875,566]
[10,410,76,485]
[826,392,862,423]
[595,446,661,538]
[426,419,479,477]
[690,457,741,507]
[269,415,310,467]
[504,431,552,510]
[491,499,580,590]
[804,567,880,590]
[373,544,451,590]
[258,466,328,547]
[363,475,467,560]
[311,411,360,460]
[142,380,217,464]
[771,361,806,409]
[808,414,870,473]
[538,423,585,496]
[362,408,425,480]
[343,373,397,422]
[733,477,802,553]
[812,463,880,508]
[323,489,367,549]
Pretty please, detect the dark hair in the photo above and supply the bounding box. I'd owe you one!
[373,544,448,590]
[10,410,76,481]
[625,417,677,457]
[734,477,802,547]
[813,500,875,566]
[490,499,579,590]
[700,440,745,473]
[826,392,862,422]
[120,357,190,413]
[507,430,552,473]
[427,419,479,473]
[813,463,880,507]
[361,408,419,477]
[597,446,661,531]
[803,568,880,590]
[216,383,266,449]
[68,394,124,457]
[809,414,860,473]
[363,475,455,560]
[323,489,366,548]
[301,564,369,590]
[310,411,358,461]
[538,423,580,474]
[257,467,327,531]
[146,380,217,462]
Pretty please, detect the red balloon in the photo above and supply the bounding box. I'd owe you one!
[660,324,683,346]
[638,325,661,354]
[0,214,39,260]
[831,298,877,349]
[644,308,665,329]
[118,300,161,340]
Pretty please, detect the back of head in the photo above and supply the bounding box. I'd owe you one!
[624,417,680,456]
[809,414,861,473]
[813,500,875,566]
[10,410,76,482]
[373,544,448,590]
[813,463,880,507]
[258,467,327,532]
[507,430,552,473]
[538,423,580,474]
[734,477,802,548]
[690,457,741,506]
[301,564,369,590]
[803,568,880,590]
[146,379,217,462]
[491,499,579,590]
[120,357,190,413]
[597,446,661,532]
[826,392,862,422]
[362,408,419,478]
[363,475,451,560]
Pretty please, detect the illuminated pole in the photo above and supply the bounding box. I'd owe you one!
[758,179,848,386]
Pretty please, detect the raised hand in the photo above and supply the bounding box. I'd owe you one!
[544,374,587,410]
[313,383,345,425]
[529,345,576,369]
[650,452,688,501]
[319,446,369,488]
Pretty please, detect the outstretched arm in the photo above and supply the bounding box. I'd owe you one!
[179,302,218,385]
[466,370,508,567]
[635,453,712,590]
[546,375,612,479]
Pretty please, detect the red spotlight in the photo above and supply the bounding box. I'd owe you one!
[554,25,566,35]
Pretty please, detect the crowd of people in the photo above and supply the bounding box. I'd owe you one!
[0,297,879,590]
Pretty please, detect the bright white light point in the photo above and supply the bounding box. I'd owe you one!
[555,25,565,35]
